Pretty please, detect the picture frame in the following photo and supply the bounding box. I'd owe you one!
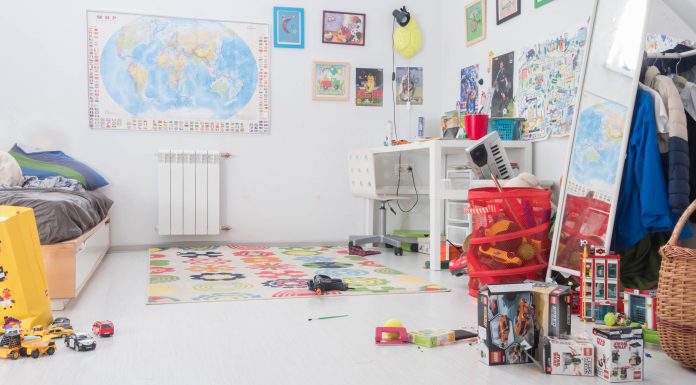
[534,0,554,8]
[312,61,350,101]
[465,0,486,46]
[496,0,521,25]
[355,68,383,106]
[322,11,366,46]
[273,7,304,48]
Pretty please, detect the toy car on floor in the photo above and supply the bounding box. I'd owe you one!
[307,275,350,295]
[92,320,114,337]
[65,332,96,351]
[47,324,73,339]
[449,256,467,276]
[51,317,71,328]
[20,335,56,359]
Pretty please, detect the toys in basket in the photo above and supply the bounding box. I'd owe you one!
[465,187,552,297]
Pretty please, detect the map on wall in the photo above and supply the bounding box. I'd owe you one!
[516,25,588,141]
[87,11,270,134]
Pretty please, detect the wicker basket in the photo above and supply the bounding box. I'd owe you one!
[658,199,696,369]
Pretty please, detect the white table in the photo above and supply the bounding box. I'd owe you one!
[363,140,533,270]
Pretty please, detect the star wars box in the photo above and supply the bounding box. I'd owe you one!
[526,280,572,360]
[593,327,644,382]
[543,336,594,376]
[478,283,535,365]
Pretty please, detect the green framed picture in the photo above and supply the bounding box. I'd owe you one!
[534,0,554,8]
[465,0,486,46]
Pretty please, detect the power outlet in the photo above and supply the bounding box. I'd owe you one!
[394,163,413,175]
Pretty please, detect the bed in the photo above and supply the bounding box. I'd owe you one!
[0,188,113,309]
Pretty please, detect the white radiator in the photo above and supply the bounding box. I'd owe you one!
[157,150,220,235]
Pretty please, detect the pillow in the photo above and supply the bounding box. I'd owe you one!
[9,144,108,190]
[0,151,23,186]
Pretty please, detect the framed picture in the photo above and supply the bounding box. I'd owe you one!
[534,0,554,8]
[322,11,366,46]
[355,68,383,106]
[273,7,304,48]
[395,67,423,105]
[312,61,350,101]
[465,0,486,46]
[491,51,514,117]
[496,0,521,25]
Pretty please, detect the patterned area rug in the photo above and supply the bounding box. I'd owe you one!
[147,245,449,304]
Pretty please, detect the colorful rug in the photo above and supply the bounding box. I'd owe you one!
[147,245,449,304]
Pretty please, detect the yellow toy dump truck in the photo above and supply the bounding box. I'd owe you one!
[19,335,56,358]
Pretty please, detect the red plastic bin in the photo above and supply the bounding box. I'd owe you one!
[465,187,552,297]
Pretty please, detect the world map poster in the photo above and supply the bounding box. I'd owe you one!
[87,11,270,134]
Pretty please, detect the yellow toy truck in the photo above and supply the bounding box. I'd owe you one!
[20,335,56,358]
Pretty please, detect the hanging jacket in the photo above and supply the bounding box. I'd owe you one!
[644,66,690,215]
[614,88,692,249]
[639,83,668,134]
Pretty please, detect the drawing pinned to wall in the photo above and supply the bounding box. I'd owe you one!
[487,51,495,73]
[644,33,692,54]
[534,0,554,8]
[496,0,521,25]
[356,68,383,106]
[312,61,350,101]
[460,65,480,114]
[491,52,514,117]
[273,7,304,48]
[465,0,486,46]
[395,67,423,105]
[517,25,588,141]
[322,11,365,46]
[87,11,270,134]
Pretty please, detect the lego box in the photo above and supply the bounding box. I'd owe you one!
[526,280,572,360]
[408,329,455,348]
[593,327,644,382]
[543,336,594,376]
[478,283,535,365]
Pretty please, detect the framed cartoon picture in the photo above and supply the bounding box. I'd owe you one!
[312,61,350,101]
[465,0,486,46]
[273,7,304,48]
[355,68,383,106]
[534,0,554,8]
[496,0,521,24]
[395,67,423,105]
[322,11,366,46]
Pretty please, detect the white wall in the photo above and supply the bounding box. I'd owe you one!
[0,0,445,247]
[439,0,595,181]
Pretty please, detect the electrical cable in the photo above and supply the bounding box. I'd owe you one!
[391,19,397,139]
[395,152,419,212]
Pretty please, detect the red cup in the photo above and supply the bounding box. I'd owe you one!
[464,114,489,140]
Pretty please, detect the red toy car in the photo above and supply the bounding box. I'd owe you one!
[91,321,114,337]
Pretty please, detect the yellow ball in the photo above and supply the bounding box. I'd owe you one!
[382,319,404,340]
[517,243,536,261]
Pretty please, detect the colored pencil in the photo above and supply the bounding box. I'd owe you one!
[308,315,349,321]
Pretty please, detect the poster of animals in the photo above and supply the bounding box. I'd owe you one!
[491,51,514,117]
[395,67,423,105]
[517,25,588,141]
[312,61,350,101]
[322,11,365,46]
[355,68,383,106]
[460,64,480,114]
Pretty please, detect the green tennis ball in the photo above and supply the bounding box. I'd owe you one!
[517,243,536,261]
[604,312,617,326]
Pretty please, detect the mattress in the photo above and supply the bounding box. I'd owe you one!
[0,188,113,244]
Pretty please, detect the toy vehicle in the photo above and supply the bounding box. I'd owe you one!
[20,335,56,358]
[92,320,114,337]
[0,329,21,360]
[27,326,47,337]
[52,317,71,328]
[47,324,73,339]
[478,245,523,266]
[307,275,350,295]
[65,332,96,351]
[449,256,467,276]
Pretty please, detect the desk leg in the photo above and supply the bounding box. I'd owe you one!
[429,145,442,270]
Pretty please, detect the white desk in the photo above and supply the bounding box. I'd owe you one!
[362,140,533,270]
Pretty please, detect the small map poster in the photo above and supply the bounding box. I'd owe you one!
[87,11,270,134]
[517,25,588,141]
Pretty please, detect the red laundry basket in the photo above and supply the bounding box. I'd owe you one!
[465,187,552,297]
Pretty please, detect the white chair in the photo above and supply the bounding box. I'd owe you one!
[347,149,417,255]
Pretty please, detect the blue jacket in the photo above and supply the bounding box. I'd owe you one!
[614,88,692,249]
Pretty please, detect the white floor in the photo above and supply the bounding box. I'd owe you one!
[1,248,693,385]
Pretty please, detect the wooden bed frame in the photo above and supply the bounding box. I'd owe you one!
[41,214,111,310]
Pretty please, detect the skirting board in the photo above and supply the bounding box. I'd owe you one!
[109,240,345,253]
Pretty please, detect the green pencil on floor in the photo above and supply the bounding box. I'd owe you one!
[308,315,349,321]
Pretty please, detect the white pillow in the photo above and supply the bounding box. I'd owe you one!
[0,151,23,186]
